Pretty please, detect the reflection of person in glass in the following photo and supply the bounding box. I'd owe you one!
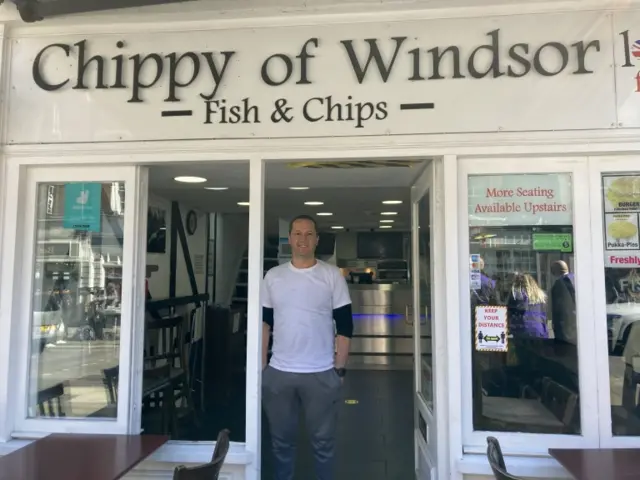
[507,273,548,338]
[472,256,497,305]
[550,261,577,345]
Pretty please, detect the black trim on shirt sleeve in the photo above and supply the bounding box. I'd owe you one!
[263,307,274,329]
[334,303,353,338]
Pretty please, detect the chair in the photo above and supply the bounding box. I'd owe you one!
[145,315,198,434]
[172,429,230,480]
[36,382,68,417]
[486,437,524,480]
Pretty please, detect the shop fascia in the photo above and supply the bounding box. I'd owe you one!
[32,28,602,116]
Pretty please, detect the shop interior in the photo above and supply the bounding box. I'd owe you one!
[27,159,426,479]
[25,163,640,478]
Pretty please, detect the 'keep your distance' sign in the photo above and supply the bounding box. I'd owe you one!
[475,306,508,353]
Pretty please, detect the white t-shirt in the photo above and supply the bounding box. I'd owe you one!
[262,260,351,373]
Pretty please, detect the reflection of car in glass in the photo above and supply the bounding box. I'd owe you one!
[32,305,64,353]
[607,303,640,354]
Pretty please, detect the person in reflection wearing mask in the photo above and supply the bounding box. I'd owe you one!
[550,260,577,345]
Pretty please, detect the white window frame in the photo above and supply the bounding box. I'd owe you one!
[458,156,601,453]
[12,165,139,435]
[588,154,640,449]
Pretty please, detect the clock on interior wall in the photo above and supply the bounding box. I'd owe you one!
[186,210,197,235]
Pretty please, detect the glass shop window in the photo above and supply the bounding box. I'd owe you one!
[468,173,580,434]
[600,174,640,437]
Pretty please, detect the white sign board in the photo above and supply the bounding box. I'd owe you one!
[602,174,640,268]
[468,173,573,226]
[613,12,640,128]
[475,306,508,352]
[7,11,615,144]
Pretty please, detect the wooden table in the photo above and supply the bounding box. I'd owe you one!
[549,448,640,479]
[0,433,169,480]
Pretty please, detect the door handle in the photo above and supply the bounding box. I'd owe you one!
[405,305,413,325]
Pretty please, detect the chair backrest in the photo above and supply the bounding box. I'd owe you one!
[172,429,230,480]
[145,315,185,369]
[102,366,119,405]
[486,437,523,480]
[37,382,67,417]
[540,377,579,430]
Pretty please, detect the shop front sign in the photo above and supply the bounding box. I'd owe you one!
[7,11,617,143]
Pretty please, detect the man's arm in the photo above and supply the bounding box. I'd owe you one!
[262,307,274,369]
[334,304,353,368]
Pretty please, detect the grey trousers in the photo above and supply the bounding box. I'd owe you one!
[262,366,342,480]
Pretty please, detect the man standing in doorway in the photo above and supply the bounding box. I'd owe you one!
[261,214,353,480]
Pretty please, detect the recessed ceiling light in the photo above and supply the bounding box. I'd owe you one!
[381,212,398,215]
[317,212,333,216]
[380,219,394,223]
[237,202,250,206]
[289,187,309,190]
[205,187,228,191]
[331,226,344,230]
[382,200,403,205]
[304,201,324,206]
[380,225,392,229]
[174,176,207,183]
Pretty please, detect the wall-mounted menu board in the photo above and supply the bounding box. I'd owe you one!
[357,232,405,259]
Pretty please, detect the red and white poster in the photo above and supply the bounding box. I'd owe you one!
[468,174,573,227]
[475,306,508,353]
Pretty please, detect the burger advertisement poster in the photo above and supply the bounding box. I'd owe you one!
[603,175,640,267]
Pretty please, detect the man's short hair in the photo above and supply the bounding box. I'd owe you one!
[289,214,318,234]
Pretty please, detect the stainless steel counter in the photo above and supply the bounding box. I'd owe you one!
[348,284,430,371]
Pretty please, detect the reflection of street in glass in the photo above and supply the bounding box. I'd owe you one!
[33,340,119,418]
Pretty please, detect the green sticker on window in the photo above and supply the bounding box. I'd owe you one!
[532,233,573,253]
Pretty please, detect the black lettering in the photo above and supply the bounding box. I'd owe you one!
[165,52,200,102]
[128,53,163,103]
[33,43,71,91]
[296,38,318,85]
[303,97,323,122]
[408,48,424,81]
[534,42,568,76]
[228,105,241,124]
[468,30,504,79]
[356,102,374,128]
[340,37,407,83]
[111,41,126,89]
[327,96,343,121]
[429,46,464,80]
[73,40,107,90]
[200,51,235,100]
[261,53,293,86]
[621,30,633,68]
[572,40,600,74]
[242,98,260,124]
[507,43,530,77]
[375,101,388,120]
[204,100,217,124]
[345,96,355,121]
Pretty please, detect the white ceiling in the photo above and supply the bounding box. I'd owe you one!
[149,159,428,233]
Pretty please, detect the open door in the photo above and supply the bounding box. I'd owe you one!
[411,161,438,479]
